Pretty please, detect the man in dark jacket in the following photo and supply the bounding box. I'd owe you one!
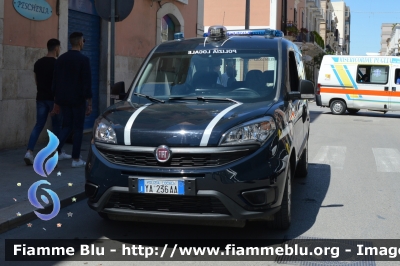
[24,38,71,165]
[51,32,92,168]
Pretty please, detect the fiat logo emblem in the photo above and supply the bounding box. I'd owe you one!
[154,145,171,163]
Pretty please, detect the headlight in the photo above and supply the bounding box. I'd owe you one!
[219,117,276,146]
[93,117,117,144]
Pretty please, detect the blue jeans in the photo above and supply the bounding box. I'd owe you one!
[27,100,62,151]
[57,104,86,159]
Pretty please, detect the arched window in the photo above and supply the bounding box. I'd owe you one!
[161,15,176,42]
[156,3,184,44]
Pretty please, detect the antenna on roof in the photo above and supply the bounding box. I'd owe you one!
[223,11,225,26]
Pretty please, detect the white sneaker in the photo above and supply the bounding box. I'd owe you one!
[24,151,34,165]
[72,159,86,168]
[58,151,72,161]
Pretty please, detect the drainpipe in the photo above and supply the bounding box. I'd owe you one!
[245,0,250,29]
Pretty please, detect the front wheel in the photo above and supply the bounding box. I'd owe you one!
[267,162,291,230]
[296,140,308,178]
[98,212,109,220]
[330,100,347,115]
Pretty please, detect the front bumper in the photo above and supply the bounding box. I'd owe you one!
[316,94,322,106]
[88,186,281,227]
[85,138,289,224]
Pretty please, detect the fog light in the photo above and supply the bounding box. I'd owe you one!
[85,182,98,198]
[242,188,276,206]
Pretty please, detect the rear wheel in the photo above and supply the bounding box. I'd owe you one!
[330,100,346,115]
[347,108,360,114]
[267,163,291,230]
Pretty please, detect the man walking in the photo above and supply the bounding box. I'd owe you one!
[51,32,92,168]
[24,39,71,165]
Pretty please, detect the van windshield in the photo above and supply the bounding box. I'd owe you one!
[129,50,279,103]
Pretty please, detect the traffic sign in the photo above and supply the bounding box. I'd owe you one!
[94,0,134,22]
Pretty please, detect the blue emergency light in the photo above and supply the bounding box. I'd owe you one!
[174,32,184,40]
[203,26,284,39]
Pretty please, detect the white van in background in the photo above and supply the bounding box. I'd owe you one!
[316,55,400,114]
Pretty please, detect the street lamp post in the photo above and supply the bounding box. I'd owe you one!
[244,0,250,75]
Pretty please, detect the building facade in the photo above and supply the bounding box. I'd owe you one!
[381,23,394,55]
[204,0,272,32]
[320,0,339,53]
[331,1,350,55]
[385,24,400,56]
[0,0,203,150]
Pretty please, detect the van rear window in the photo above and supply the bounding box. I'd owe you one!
[357,65,389,84]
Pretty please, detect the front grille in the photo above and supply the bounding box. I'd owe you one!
[105,193,230,215]
[98,148,253,167]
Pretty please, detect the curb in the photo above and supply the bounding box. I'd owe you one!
[0,190,87,234]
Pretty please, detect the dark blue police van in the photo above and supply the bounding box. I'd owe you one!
[85,26,314,229]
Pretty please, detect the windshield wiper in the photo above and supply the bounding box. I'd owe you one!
[133,93,165,103]
[169,96,238,103]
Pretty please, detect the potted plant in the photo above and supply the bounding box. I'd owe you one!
[286,26,299,36]
[301,27,308,33]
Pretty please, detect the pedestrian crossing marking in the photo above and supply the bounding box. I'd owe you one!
[312,146,347,170]
[372,148,400,173]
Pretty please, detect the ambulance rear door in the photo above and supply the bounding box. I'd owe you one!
[353,64,390,111]
[389,64,400,110]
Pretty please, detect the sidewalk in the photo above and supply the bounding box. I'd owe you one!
[0,133,92,234]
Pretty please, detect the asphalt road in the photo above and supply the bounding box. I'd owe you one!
[2,102,400,266]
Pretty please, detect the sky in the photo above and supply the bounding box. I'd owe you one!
[333,0,400,55]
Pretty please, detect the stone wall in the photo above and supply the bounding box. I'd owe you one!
[0,45,144,151]
[115,55,145,91]
[0,45,49,150]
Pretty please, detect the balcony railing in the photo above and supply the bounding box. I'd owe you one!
[296,32,315,43]
[286,21,297,28]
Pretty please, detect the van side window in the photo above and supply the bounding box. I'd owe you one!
[356,65,389,84]
[395,69,400,84]
[288,51,299,91]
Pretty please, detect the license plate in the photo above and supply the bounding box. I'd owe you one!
[138,179,184,195]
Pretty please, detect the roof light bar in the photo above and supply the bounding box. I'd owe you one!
[206,25,228,41]
[204,27,284,38]
[174,32,184,40]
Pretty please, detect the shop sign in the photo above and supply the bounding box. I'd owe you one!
[13,0,53,21]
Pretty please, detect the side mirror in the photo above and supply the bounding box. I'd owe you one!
[287,91,301,100]
[299,79,315,99]
[111,81,126,100]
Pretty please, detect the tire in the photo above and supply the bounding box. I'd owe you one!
[330,100,346,115]
[347,108,360,114]
[296,140,308,178]
[267,162,291,230]
[98,212,109,220]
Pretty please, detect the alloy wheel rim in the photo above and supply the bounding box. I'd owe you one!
[333,102,343,113]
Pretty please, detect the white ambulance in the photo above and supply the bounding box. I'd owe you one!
[316,55,400,114]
